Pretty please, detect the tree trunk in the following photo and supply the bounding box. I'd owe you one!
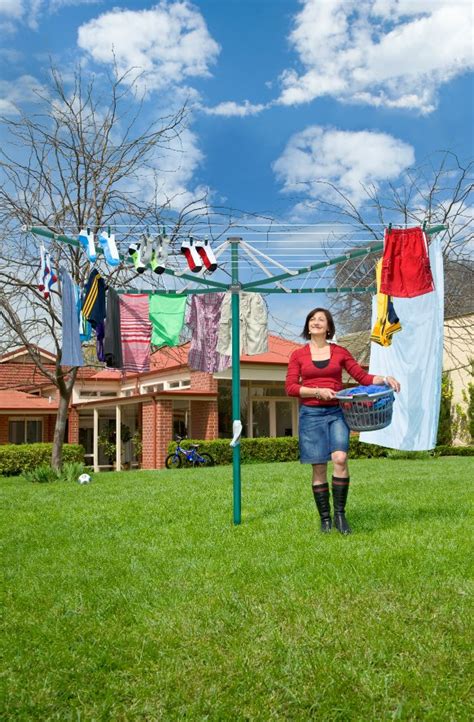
[51,389,72,471]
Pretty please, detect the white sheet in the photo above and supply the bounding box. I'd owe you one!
[359,237,444,450]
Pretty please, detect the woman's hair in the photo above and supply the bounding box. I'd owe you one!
[301,308,336,340]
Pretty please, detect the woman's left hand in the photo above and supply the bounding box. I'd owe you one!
[384,376,401,392]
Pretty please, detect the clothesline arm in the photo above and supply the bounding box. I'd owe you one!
[241,224,447,292]
[28,226,228,291]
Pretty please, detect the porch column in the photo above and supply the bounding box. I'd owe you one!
[93,408,99,473]
[115,404,122,471]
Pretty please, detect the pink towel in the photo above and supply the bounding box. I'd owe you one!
[119,294,152,373]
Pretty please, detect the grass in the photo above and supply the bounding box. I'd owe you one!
[1,458,473,721]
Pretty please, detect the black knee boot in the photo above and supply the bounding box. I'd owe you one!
[332,476,352,535]
[312,482,332,533]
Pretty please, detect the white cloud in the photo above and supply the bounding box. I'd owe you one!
[273,126,415,207]
[129,127,209,211]
[77,2,220,93]
[0,0,24,18]
[0,75,43,115]
[202,100,267,117]
[278,0,474,113]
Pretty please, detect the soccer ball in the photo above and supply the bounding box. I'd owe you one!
[77,473,92,484]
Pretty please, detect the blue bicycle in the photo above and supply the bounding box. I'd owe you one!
[165,435,215,469]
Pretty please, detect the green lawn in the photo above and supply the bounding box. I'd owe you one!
[1,458,473,721]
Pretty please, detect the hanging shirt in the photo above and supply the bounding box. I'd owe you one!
[381,226,434,298]
[82,269,106,328]
[216,292,268,357]
[104,287,123,369]
[119,294,152,373]
[149,294,187,347]
[186,294,231,373]
[360,237,444,451]
[370,259,402,346]
[60,267,83,367]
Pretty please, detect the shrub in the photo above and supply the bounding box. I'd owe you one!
[61,461,86,483]
[434,445,474,457]
[0,443,84,476]
[437,371,453,446]
[22,465,61,483]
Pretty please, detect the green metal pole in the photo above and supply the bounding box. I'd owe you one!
[230,237,242,525]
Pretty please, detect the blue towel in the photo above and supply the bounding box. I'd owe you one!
[60,267,84,367]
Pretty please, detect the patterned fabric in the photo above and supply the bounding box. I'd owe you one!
[119,294,152,373]
[82,269,106,328]
[186,294,231,373]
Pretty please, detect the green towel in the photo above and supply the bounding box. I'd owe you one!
[149,294,187,347]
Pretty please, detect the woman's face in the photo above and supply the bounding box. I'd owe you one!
[308,311,328,336]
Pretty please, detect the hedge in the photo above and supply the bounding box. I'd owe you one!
[0,443,85,476]
[167,437,474,465]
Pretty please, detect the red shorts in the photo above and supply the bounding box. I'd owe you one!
[380,227,434,298]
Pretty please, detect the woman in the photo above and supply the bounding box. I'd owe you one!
[285,308,400,535]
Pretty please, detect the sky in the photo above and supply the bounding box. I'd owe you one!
[0,0,473,338]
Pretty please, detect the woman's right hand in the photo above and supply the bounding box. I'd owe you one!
[316,388,336,401]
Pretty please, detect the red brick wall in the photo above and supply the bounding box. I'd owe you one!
[189,400,218,440]
[155,400,173,469]
[67,409,79,444]
[44,415,56,442]
[141,401,156,470]
[141,399,174,469]
[0,416,8,444]
[190,371,218,393]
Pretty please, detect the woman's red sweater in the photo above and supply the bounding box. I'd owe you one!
[285,344,374,407]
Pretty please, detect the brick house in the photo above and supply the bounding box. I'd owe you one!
[0,336,304,469]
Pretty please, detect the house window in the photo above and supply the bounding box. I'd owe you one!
[168,381,180,389]
[9,418,43,444]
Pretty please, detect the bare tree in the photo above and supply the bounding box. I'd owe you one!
[300,152,473,344]
[0,65,208,469]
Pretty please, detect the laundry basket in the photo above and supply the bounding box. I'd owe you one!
[335,385,395,432]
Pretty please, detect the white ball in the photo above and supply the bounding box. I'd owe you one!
[78,473,91,484]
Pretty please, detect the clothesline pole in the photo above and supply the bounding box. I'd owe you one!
[230,237,242,526]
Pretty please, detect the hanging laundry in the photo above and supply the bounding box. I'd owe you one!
[149,294,187,347]
[381,226,434,298]
[38,244,58,300]
[370,259,402,347]
[195,238,217,272]
[150,232,170,275]
[181,237,203,273]
[78,229,97,262]
[217,292,268,357]
[59,267,83,367]
[98,230,120,267]
[96,321,105,363]
[128,241,146,273]
[360,237,444,451]
[104,287,123,369]
[75,286,91,343]
[186,294,231,373]
[119,294,152,373]
[139,233,154,266]
[82,269,106,328]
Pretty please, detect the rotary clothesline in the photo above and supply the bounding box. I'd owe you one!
[28,224,446,525]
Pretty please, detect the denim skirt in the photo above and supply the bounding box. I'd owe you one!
[298,404,350,464]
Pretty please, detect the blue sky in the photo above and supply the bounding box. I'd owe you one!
[1,0,473,337]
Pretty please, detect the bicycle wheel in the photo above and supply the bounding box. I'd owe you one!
[196,453,214,468]
[165,453,182,469]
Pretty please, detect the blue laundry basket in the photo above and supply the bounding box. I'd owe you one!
[335,385,395,432]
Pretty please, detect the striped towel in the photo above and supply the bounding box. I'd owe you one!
[119,294,152,373]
